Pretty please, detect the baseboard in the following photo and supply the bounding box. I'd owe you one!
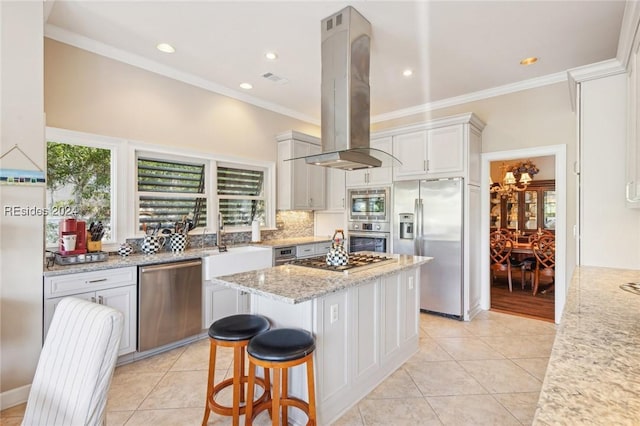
[0,384,30,410]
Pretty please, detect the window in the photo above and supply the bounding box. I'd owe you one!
[217,164,266,228]
[46,138,115,246]
[137,156,208,231]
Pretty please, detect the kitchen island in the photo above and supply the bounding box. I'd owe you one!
[212,253,432,425]
[533,266,640,424]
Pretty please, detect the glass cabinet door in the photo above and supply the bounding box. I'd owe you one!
[490,195,501,228]
[543,190,556,230]
[506,193,519,230]
[523,190,538,231]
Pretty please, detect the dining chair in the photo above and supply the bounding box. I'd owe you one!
[490,230,516,292]
[22,297,123,426]
[532,234,556,296]
[519,230,553,291]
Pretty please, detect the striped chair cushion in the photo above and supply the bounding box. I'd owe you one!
[22,297,124,426]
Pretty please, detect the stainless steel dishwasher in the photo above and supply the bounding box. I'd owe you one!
[138,259,202,352]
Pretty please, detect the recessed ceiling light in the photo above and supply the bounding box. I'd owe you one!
[402,69,413,77]
[239,83,253,90]
[265,52,278,60]
[520,57,538,66]
[156,43,175,54]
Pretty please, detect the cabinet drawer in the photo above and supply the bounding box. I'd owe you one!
[44,266,137,298]
[315,241,332,255]
[297,244,316,258]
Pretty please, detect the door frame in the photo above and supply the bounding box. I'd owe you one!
[480,144,567,323]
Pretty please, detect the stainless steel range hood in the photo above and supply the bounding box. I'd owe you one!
[303,6,384,171]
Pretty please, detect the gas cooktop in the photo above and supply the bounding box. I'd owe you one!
[290,253,396,272]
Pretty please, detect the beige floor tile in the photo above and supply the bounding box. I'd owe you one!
[458,359,542,394]
[139,370,207,410]
[404,360,487,396]
[427,394,520,426]
[420,315,473,338]
[462,318,519,337]
[171,338,212,371]
[493,391,540,425]
[434,337,506,361]
[498,316,557,336]
[115,346,186,375]
[512,357,550,381]
[413,336,454,362]
[358,397,442,425]
[105,410,133,426]
[330,405,364,426]
[366,368,422,399]
[107,372,165,411]
[480,334,555,358]
[125,407,204,425]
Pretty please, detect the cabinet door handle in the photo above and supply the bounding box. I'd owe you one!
[98,295,104,305]
[626,181,640,202]
[87,278,108,284]
[342,198,345,208]
[424,160,428,172]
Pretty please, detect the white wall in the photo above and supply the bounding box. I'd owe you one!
[580,73,640,268]
[0,1,45,405]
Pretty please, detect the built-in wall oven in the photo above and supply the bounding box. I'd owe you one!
[348,187,390,223]
[348,221,390,254]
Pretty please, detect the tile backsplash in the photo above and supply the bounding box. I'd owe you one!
[125,210,315,252]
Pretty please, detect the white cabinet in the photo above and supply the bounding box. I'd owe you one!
[325,168,346,210]
[627,29,640,207]
[296,241,333,259]
[203,246,272,328]
[346,137,393,187]
[277,131,326,210]
[390,114,484,184]
[43,267,137,356]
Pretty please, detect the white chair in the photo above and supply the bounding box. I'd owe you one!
[22,297,123,426]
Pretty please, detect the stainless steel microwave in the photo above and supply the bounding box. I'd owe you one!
[347,187,390,222]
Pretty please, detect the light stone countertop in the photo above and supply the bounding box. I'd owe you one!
[42,246,258,277]
[533,266,640,424]
[212,254,432,304]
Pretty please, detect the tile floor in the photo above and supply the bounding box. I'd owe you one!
[0,310,556,426]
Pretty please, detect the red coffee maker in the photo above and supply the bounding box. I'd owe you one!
[59,218,87,255]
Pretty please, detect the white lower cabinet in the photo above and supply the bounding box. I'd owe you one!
[249,265,420,424]
[43,267,138,356]
[203,284,250,328]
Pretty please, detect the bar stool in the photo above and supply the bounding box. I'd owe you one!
[245,328,317,426]
[202,314,271,426]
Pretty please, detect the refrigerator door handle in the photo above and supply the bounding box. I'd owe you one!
[414,198,422,256]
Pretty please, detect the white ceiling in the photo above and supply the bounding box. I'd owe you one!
[44,1,627,124]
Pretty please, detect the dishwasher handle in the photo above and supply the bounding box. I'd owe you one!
[140,260,202,274]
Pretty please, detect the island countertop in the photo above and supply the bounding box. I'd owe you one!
[212,253,432,304]
[533,266,640,424]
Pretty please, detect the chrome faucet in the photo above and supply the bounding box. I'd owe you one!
[217,213,227,252]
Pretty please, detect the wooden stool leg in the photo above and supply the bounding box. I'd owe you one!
[271,368,281,426]
[240,346,246,403]
[245,361,256,426]
[263,366,272,417]
[306,356,317,426]
[282,368,288,426]
[202,340,217,426]
[232,345,242,426]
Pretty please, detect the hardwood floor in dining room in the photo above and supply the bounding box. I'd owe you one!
[491,273,555,321]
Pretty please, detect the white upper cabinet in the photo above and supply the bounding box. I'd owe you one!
[627,26,640,208]
[346,136,393,187]
[389,113,484,184]
[325,167,346,210]
[277,131,326,210]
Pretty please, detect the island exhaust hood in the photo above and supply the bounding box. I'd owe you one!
[302,6,385,171]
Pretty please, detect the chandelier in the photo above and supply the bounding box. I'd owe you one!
[490,160,538,198]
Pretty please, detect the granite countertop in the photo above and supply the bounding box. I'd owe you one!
[212,254,432,304]
[253,236,333,248]
[43,245,265,277]
[534,266,640,424]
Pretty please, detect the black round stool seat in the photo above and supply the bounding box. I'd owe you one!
[208,314,270,341]
[248,328,315,362]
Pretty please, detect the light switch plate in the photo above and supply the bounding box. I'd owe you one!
[330,304,339,323]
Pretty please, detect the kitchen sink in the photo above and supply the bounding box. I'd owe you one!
[202,245,272,280]
[202,245,267,256]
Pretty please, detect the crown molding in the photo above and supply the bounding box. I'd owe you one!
[44,24,320,126]
[566,58,625,111]
[617,0,640,71]
[371,72,567,124]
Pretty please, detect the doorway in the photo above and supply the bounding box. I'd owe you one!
[489,156,555,321]
[480,145,567,324]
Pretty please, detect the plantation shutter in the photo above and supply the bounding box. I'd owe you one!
[137,158,206,229]
[217,166,264,227]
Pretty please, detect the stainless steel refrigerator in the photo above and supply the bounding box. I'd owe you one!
[393,178,463,318]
